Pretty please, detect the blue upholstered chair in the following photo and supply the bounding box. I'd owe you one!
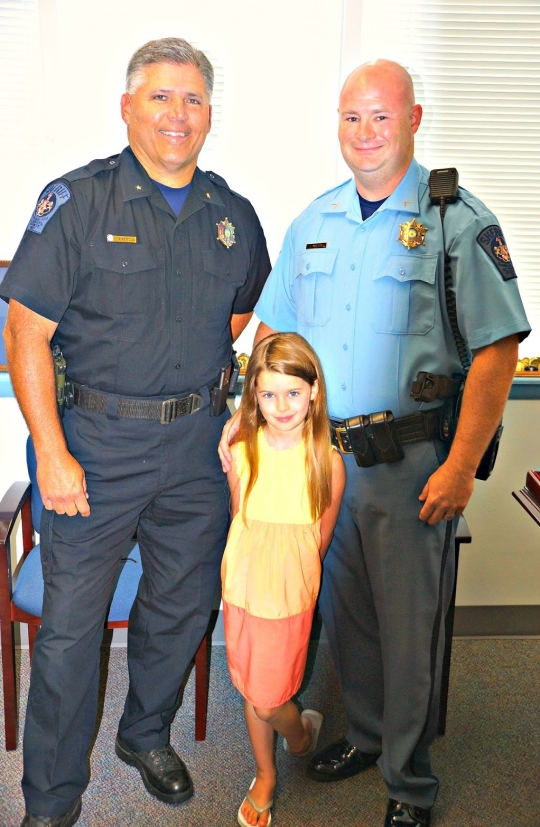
[0,438,211,750]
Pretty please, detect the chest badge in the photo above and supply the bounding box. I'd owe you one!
[397,217,428,250]
[217,217,236,249]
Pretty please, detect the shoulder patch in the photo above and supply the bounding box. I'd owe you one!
[476,225,517,281]
[27,182,71,235]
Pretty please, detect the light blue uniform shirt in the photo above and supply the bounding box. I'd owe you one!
[256,159,530,420]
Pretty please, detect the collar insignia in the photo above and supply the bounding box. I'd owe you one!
[398,217,428,250]
[206,192,211,199]
[136,185,142,191]
[217,217,235,249]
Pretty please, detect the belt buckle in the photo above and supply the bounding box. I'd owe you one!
[334,426,351,453]
[160,398,176,425]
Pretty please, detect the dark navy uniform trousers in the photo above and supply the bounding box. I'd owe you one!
[319,439,456,809]
[22,397,229,817]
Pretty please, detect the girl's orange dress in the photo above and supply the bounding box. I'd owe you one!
[221,431,322,708]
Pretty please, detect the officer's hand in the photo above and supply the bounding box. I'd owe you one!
[218,408,242,472]
[36,451,91,517]
[418,460,474,526]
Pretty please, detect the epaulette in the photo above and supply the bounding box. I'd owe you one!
[204,170,251,204]
[312,178,351,203]
[205,170,229,188]
[454,186,493,219]
[63,154,121,183]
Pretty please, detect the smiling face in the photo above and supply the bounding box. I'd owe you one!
[121,61,212,186]
[338,60,422,199]
[255,369,318,444]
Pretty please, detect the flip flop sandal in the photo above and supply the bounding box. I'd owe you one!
[283,709,323,756]
[237,777,273,827]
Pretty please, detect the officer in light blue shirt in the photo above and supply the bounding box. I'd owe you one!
[221,59,530,827]
[258,157,529,423]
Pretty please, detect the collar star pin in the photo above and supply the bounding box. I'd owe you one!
[206,192,211,198]
[398,217,428,250]
[136,185,142,190]
[217,217,235,248]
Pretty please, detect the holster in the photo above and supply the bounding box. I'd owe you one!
[209,352,240,416]
[341,411,405,468]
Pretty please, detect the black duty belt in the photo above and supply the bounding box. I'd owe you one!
[72,382,204,424]
[331,408,441,454]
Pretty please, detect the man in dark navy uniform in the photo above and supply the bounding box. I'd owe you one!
[2,38,270,827]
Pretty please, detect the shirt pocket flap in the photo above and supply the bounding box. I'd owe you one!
[375,253,438,284]
[295,248,338,278]
[203,249,245,284]
[90,242,157,274]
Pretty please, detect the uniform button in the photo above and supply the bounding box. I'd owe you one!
[122,261,128,267]
[342,383,347,390]
[399,267,405,275]
[109,159,115,165]
[176,269,181,275]
[350,263,356,270]
[175,315,182,322]
[306,263,311,270]
[343,344,348,351]
[346,303,351,311]
[175,363,181,369]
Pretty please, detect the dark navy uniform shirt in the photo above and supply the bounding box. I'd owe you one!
[1,147,271,397]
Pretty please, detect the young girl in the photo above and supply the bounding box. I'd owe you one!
[221,332,346,827]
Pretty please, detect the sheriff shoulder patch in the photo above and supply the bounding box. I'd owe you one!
[476,225,516,281]
[27,182,71,235]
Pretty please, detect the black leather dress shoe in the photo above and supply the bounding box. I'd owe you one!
[115,734,193,804]
[307,737,379,782]
[384,798,431,826]
[20,797,81,827]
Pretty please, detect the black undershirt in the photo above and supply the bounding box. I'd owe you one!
[358,192,388,220]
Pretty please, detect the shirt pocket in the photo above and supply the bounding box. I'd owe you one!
[295,248,338,327]
[200,249,247,323]
[86,242,163,342]
[370,253,438,335]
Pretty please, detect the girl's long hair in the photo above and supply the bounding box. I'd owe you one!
[236,332,333,523]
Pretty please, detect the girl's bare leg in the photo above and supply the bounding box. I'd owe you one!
[241,700,313,826]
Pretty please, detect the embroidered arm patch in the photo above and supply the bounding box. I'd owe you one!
[476,225,517,281]
[27,182,71,235]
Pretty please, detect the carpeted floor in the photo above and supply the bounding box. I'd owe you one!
[1,637,539,826]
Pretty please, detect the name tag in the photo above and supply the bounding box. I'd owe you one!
[107,234,137,243]
[306,242,327,249]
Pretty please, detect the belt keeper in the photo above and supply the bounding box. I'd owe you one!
[106,394,119,420]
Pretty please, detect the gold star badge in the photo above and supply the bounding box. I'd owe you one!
[206,193,211,199]
[136,185,142,190]
[397,217,428,250]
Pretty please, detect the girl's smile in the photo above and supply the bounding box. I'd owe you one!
[255,369,318,447]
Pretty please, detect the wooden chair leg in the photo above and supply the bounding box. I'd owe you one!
[194,633,209,741]
[1,619,18,751]
[28,624,38,662]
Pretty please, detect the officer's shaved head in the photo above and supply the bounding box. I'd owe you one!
[337,58,422,199]
[341,60,416,111]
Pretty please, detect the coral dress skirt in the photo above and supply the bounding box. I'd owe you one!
[221,432,321,708]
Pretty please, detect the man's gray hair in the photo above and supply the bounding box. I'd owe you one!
[126,38,214,98]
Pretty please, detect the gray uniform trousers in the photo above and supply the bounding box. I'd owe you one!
[22,399,229,817]
[318,439,456,809]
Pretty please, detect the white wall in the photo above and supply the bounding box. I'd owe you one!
[457,398,540,606]
[2,0,539,609]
